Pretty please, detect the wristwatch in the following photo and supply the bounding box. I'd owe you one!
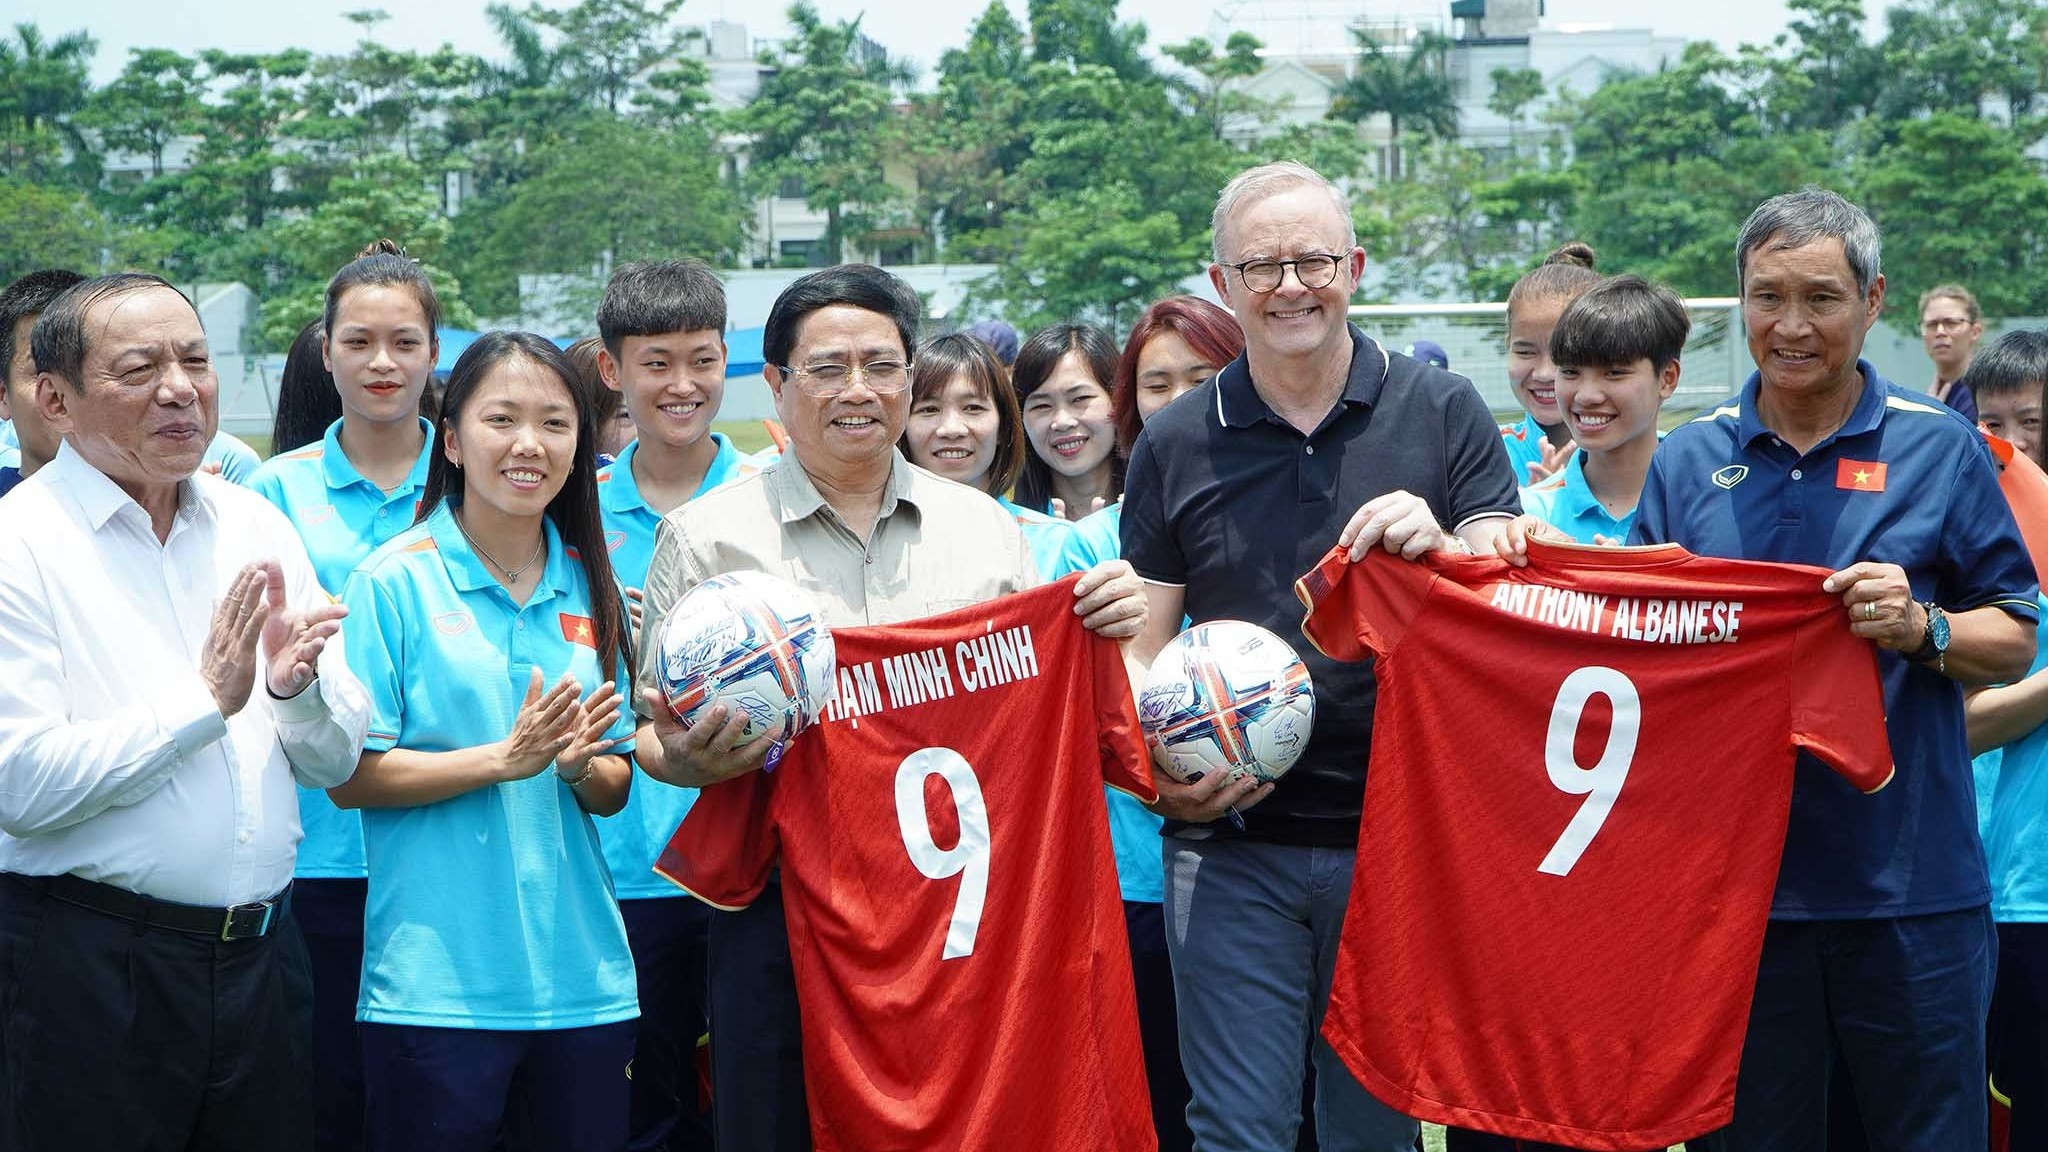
[1906,601,1950,673]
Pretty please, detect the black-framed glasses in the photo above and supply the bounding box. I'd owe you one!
[774,359,912,399]
[1220,253,1345,293]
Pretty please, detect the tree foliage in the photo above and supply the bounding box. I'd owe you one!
[0,0,2043,351]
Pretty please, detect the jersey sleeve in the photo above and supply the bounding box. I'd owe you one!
[1295,547,1438,663]
[340,570,407,753]
[1121,426,1183,586]
[654,769,780,910]
[1443,380,1523,529]
[1790,612,1895,794]
[1090,621,1155,804]
[1940,438,2042,622]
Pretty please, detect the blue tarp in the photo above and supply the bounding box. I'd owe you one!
[435,329,573,374]
[725,326,765,378]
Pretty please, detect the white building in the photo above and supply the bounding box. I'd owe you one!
[1213,0,1685,177]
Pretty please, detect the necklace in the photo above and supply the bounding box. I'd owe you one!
[453,512,545,581]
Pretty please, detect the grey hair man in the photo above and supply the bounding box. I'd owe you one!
[1636,187,2037,1150]
[1123,160,1521,1150]
[0,273,369,1150]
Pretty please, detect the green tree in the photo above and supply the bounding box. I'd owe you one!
[452,118,745,316]
[1779,0,1880,130]
[1029,0,1152,81]
[0,177,111,283]
[1329,28,1459,180]
[973,182,1194,331]
[80,48,203,178]
[0,23,98,179]
[1486,66,1545,149]
[911,3,1036,260]
[1859,112,2048,322]
[256,154,479,348]
[1873,0,2048,123]
[518,0,704,116]
[1161,32,1266,140]
[740,3,913,264]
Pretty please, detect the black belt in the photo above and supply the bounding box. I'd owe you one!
[12,872,292,942]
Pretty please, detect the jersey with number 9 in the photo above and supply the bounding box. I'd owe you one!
[1297,541,1893,1151]
[656,577,1158,1152]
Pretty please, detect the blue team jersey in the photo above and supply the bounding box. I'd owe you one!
[998,495,1073,579]
[1981,597,2048,922]
[594,433,757,901]
[248,418,434,880]
[0,467,20,499]
[1062,499,1122,576]
[0,421,258,482]
[1048,499,1166,904]
[342,503,640,1029]
[1499,413,1548,485]
[1518,450,1638,545]
[1633,363,2039,918]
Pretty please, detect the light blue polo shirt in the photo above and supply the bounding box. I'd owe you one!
[998,495,1073,579]
[249,418,433,880]
[1518,450,1636,545]
[1499,413,1549,485]
[0,421,258,482]
[1047,499,1166,904]
[342,502,640,1029]
[1980,596,2048,922]
[595,433,756,901]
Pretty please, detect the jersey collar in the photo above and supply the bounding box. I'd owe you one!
[1735,359,1889,451]
[766,447,921,526]
[600,434,741,517]
[319,416,434,496]
[428,499,568,603]
[1215,325,1387,430]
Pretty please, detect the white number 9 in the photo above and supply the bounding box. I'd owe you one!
[894,748,991,960]
[1537,666,1640,877]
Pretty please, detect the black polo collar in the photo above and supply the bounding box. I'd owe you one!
[1214,324,1389,430]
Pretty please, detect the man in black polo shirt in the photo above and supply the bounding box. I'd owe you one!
[1123,161,1520,1152]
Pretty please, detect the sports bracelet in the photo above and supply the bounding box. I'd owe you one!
[557,759,596,787]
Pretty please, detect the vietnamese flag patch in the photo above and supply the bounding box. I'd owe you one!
[1836,459,1887,492]
[560,613,597,648]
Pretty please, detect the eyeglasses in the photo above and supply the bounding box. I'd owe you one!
[1219,253,1346,293]
[1920,317,1973,334]
[775,359,912,399]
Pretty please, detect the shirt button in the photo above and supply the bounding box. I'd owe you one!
[1791,469,1803,480]
[238,831,251,844]
[377,509,387,518]
[864,555,873,565]
[516,620,526,631]
[1305,444,1315,456]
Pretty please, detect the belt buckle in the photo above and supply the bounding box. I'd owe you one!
[220,900,274,941]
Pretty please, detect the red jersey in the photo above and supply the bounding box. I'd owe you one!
[657,578,1158,1152]
[1297,541,1893,1151]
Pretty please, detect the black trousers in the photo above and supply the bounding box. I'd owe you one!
[297,877,368,1152]
[705,882,811,1152]
[0,873,315,1151]
[620,895,713,1152]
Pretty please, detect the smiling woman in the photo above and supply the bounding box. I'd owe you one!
[1014,322,1124,521]
[329,329,643,1151]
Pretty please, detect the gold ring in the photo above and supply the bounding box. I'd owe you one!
[1866,602,1878,621]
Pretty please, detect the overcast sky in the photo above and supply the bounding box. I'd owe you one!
[22,0,1887,85]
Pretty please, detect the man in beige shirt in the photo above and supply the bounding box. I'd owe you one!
[631,263,1146,1152]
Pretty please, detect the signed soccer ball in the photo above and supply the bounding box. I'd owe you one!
[1138,620,1315,785]
[655,571,837,754]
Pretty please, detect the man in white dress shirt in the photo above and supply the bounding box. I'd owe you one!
[0,273,369,1151]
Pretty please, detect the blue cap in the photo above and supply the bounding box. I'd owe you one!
[963,320,1021,366]
[1405,339,1449,370]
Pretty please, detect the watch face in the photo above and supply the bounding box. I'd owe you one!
[1930,607,1951,650]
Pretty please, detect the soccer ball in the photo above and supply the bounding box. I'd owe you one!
[655,571,837,755]
[1138,620,1315,785]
